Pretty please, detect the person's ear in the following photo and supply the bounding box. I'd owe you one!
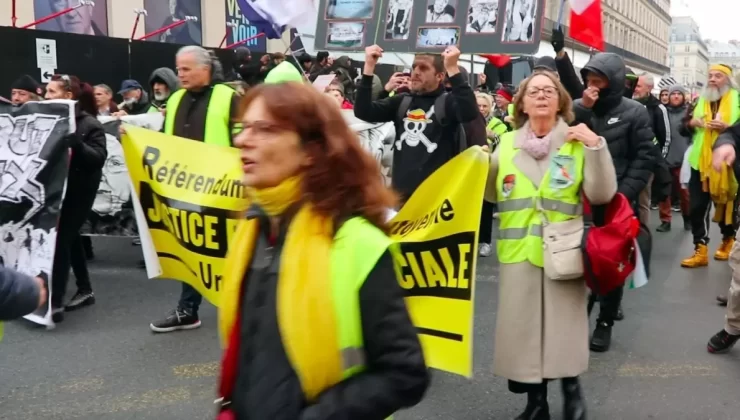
[64,92,74,100]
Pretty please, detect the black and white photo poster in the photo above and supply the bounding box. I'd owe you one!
[501,0,538,42]
[0,101,75,327]
[466,0,498,33]
[82,114,164,237]
[385,0,413,40]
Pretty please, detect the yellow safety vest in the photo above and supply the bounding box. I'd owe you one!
[495,132,585,267]
[221,216,395,418]
[487,117,509,136]
[148,105,160,114]
[688,90,740,169]
[164,84,236,147]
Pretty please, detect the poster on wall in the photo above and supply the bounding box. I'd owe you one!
[313,0,544,55]
[33,0,109,36]
[144,0,203,45]
[0,100,75,327]
[225,0,268,52]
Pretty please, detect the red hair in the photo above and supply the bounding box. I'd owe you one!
[239,82,397,231]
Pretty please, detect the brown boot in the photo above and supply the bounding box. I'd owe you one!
[714,238,734,261]
[681,244,709,268]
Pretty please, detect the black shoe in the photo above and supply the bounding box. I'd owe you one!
[672,205,681,213]
[150,308,201,333]
[656,222,671,232]
[561,378,587,420]
[51,306,64,323]
[138,259,146,269]
[683,219,691,231]
[717,295,728,306]
[515,388,550,420]
[590,322,612,352]
[614,305,624,321]
[65,290,95,312]
[650,204,658,210]
[707,329,740,354]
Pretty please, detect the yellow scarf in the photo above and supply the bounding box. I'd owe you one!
[698,90,737,225]
[220,180,342,402]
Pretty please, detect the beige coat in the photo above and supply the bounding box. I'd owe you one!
[486,119,617,383]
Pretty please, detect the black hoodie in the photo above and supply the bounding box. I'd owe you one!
[574,53,657,202]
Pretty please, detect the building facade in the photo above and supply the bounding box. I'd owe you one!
[668,16,709,89]
[0,0,282,52]
[707,40,740,72]
[541,0,671,77]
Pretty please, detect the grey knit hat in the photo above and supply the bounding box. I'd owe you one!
[668,84,686,95]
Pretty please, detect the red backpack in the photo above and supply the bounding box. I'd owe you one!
[581,193,640,296]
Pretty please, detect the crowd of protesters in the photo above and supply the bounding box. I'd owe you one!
[4,28,740,419]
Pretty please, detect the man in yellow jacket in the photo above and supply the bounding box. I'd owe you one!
[681,64,740,268]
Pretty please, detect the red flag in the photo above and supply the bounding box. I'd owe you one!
[569,0,604,51]
[479,54,512,68]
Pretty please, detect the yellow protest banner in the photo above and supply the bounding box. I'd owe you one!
[123,125,487,378]
[121,125,248,305]
[389,146,488,377]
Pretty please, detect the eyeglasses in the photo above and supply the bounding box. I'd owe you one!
[525,86,558,98]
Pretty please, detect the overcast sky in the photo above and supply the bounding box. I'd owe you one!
[671,0,739,42]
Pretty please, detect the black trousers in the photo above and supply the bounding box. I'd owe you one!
[688,169,737,245]
[479,200,495,245]
[51,193,95,308]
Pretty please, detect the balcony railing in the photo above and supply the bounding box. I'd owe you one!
[542,18,671,74]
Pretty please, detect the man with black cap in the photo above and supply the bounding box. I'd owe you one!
[10,75,43,106]
[575,52,657,353]
[115,79,151,115]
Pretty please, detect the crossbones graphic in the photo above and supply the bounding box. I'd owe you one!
[396,106,438,153]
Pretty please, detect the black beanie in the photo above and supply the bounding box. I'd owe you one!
[11,75,42,96]
[534,56,557,73]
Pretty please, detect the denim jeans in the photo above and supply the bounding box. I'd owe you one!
[178,283,203,314]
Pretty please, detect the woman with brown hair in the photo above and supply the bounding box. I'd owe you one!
[216,82,429,419]
[486,71,617,420]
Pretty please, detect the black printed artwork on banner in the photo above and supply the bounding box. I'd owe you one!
[80,119,137,236]
[0,101,74,325]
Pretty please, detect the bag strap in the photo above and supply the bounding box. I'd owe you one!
[396,94,413,124]
[435,93,449,125]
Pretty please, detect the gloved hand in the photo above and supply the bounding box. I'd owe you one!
[66,132,81,149]
[551,28,565,54]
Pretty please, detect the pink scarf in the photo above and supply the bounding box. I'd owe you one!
[520,128,552,160]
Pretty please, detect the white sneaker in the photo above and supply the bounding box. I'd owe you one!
[479,243,492,257]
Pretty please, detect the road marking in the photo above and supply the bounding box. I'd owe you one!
[59,377,105,392]
[616,363,720,378]
[172,361,220,378]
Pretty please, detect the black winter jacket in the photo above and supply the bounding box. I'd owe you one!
[230,208,430,420]
[636,94,669,150]
[554,51,585,100]
[574,53,657,202]
[66,112,107,205]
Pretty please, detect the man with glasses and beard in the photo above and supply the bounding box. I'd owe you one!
[680,64,740,269]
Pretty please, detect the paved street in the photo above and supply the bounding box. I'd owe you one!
[1,216,739,419]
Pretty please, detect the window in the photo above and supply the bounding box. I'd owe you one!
[684,57,690,67]
[683,74,689,85]
[685,44,691,52]
[670,57,674,67]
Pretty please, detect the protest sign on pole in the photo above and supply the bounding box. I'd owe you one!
[0,100,75,327]
[313,0,545,55]
[122,127,486,377]
[80,114,164,237]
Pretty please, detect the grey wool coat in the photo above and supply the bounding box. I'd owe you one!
[485,119,618,383]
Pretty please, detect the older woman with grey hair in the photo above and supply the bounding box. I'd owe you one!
[486,71,617,420]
